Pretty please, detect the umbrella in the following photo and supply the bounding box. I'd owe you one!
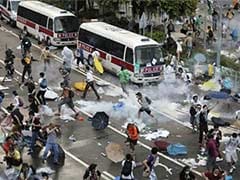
[194,53,206,63]
[207,91,230,99]
[105,143,124,163]
[91,112,109,130]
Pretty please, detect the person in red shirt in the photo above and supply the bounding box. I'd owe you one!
[206,134,219,171]
[202,166,225,180]
[126,123,139,154]
[2,136,14,156]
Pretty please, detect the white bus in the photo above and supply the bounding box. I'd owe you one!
[78,22,164,84]
[16,1,79,46]
[0,0,21,26]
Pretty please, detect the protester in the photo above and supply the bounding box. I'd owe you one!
[117,67,130,96]
[82,66,100,100]
[24,77,36,97]
[42,123,60,164]
[209,125,222,159]
[61,46,74,73]
[83,163,101,180]
[142,147,158,180]
[202,166,225,180]
[40,46,51,72]
[136,92,154,119]
[212,9,218,31]
[21,51,32,84]
[125,123,139,154]
[120,154,136,180]
[37,72,47,105]
[3,48,15,81]
[179,165,195,180]
[167,19,175,34]
[21,35,32,58]
[4,145,23,169]
[75,46,84,68]
[28,94,40,114]
[206,134,219,171]
[57,86,79,117]
[225,133,240,173]
[184,33,193,58]
[181,20,190,34]
[207,26,214,46]
[199,105,210,146]
[176,39,183,61]
[28,115,41,154]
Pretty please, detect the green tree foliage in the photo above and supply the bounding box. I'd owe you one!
[160,0,198,18]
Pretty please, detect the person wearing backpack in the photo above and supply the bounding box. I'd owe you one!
[120,154,136,180]
[142,147,158,179]
[37,72,47,105]
[136,92,154,119]
[117,67,130,96]
[57,86,79,118]
[126,123,139,154]
[83,163,101,180]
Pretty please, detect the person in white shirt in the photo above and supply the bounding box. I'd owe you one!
[82,66,100,100]
[37,72,47,105]
[120,154,136,180]
[12,90,20,110]
[225,133,240,173]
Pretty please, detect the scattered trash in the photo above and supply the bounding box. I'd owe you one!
[97,142,102,146]
[113,101,125,111]
[97,87,105,94]
[36,167,55,175]
[167,143,187,156]
[44,88,59,100]
[0,85,9,90]
[73,81,86,91]
[101,152,106,157]
[140,129,170,140]
[40,105,54,116]
[69,135,76,142]
[96,80,110,86]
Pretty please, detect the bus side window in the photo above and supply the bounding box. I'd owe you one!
[2,0,7,7]
[125,47,133,64]
[48,18,53,30]
[7,0,10,10]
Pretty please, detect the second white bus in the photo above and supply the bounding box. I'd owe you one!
[16,1,79,46]
[78,22,164,84]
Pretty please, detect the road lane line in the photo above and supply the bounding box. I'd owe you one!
[0,59,202,177]
[76,109,202,177]
[0,26,195,131]
[0,105,114,180]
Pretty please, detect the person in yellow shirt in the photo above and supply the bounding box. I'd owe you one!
[5,145,22,168]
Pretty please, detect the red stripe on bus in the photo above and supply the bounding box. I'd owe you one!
[17,16,54,37]
[0,7,10,17]
[39,26,54,36]
[79,41,134,72]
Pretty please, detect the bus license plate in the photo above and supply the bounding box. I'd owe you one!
[142,66,162,74]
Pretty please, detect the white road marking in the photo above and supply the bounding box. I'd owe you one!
[0,26,205,177]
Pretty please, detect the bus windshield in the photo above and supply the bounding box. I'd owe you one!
[11,1,20,12]
[54,16,79,33]
[135,45,163,66]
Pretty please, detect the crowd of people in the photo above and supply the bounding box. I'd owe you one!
[0,1,240,180]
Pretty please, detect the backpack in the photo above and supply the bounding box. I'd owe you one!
[145,97,152,104]
[121,161,132,176]
[18,97,24,107]
[69,90,74,98]
[40,78,47,89]
[189,106,197,116]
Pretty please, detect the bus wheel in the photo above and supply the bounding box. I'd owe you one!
[46,37,51,46]
[0,13,3,20]
[87,55,93,66]
[10,20,16,27]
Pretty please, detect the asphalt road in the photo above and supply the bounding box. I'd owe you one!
[0,10,240,180]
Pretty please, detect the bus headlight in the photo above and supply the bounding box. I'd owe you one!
[53,38,61,41]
